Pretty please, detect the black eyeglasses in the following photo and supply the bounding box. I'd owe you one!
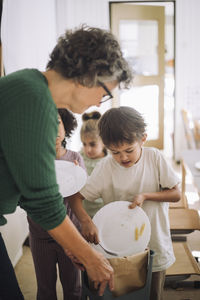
[98,81,114,103]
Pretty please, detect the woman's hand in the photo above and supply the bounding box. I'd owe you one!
[81,219,99,244]
[65,244,114,296]
[129,194,146,209]
[85,251,114,296]
[66,246,114,296]
[49,216,114,296]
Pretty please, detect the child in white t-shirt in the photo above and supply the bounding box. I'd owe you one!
[69,106,181,300]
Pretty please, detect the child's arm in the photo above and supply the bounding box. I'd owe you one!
[129,184,181,209]
[68,192,100,244]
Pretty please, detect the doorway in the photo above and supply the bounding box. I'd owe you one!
[110,1,175,155]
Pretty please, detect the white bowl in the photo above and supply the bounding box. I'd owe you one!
[55,160,87,197]
[92,201,151,258]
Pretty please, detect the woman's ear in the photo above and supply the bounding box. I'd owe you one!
[141,133,147,145]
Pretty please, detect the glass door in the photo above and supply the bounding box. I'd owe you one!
[111,3,165,149]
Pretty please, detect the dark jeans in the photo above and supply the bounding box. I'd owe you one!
[0,233,24,300]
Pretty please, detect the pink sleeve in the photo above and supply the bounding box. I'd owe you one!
[76,153,86,171]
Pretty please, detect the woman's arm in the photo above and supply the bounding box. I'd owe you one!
[129,184,181,209]
[48,215,113,295]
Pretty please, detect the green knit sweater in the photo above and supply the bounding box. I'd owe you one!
[0,69,66,230]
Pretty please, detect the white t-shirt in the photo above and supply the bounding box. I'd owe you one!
[80,147,180,272]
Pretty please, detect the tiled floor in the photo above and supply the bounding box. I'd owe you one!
[14,160,200,300]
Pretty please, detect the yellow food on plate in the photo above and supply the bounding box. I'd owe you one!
[139,223,145,236]
[135,227,139,240]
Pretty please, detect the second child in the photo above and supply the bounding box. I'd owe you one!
[28,109,85,300]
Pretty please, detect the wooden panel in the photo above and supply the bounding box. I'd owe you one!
[169,208,200,230]
[166,242,200,276]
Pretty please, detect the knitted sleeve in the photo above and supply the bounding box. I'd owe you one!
[0,84,66,230]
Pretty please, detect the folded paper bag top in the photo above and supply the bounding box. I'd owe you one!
[88,249,150,298]
[108,249,149,297]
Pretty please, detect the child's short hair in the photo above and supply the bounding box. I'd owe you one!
[98,106,147,147]
[80,111,101,140]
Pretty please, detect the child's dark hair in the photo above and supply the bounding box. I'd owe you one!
[58,108,77,148]
[98,106,147,147]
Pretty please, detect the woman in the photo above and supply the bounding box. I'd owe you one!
[0,25,133,299]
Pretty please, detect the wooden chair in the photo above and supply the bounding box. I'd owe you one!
[181,109,200,149]
[167,141,200,287]
[170,160,188,209]
[169,157,200,234]
[165,242,200,286]
[194,119,200,148]
[169,208,200,234]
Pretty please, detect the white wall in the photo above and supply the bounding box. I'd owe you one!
[174,0,200,160]
[56,0,109,37]
[1,0,57,266]
[1,0,57,74]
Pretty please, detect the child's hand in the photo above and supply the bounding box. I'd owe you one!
[129,194,146,209]
[73,160,79,166]
[81,219,99,244]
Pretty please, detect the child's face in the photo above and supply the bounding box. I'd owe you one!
[82,135,105,159]
[56,116,66,153]
[57,116,65,141]
[108,141,143,168]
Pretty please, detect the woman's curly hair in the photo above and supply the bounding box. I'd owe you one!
[47,25,133,88]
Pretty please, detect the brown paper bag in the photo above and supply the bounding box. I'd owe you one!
[108,249,149,297]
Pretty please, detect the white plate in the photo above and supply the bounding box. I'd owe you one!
[92,201,151,258]
[194,161,200,170]
[55,160,87,197]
